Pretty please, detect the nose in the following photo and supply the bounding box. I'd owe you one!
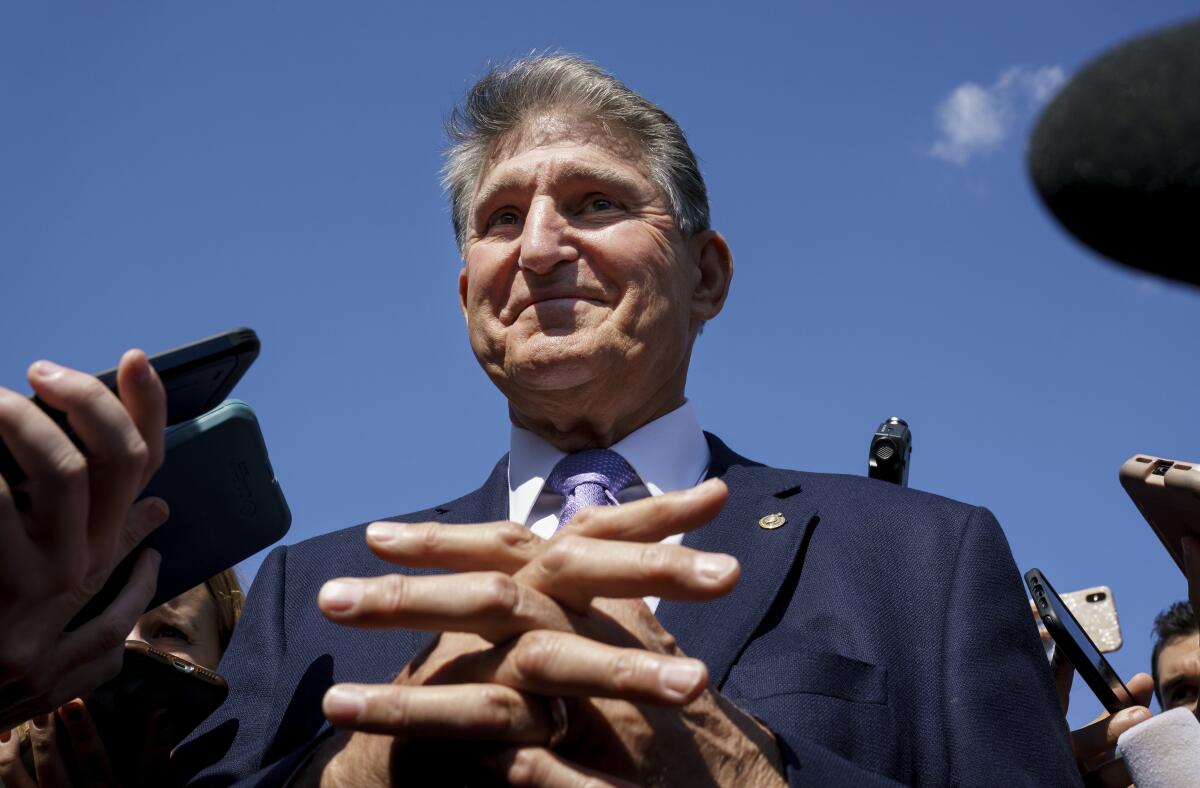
[518,197,578,274]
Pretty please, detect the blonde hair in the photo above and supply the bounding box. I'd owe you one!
[203,567,244,656]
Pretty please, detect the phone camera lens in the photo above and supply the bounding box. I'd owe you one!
[1086,592,1107,603]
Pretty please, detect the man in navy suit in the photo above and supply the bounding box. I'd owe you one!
[178,54,1079,786]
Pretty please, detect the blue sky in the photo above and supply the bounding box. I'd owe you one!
[3,3,1199,729]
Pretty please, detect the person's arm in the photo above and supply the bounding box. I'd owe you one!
[0,352,168,730]
[941,507,1082,786]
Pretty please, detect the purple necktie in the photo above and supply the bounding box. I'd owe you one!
[546,449,638,531]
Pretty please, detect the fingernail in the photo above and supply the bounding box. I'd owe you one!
[323,685,365,721]
[65,700,84,721]
[130,350,152,380]
[319,580,363,613]
[366,522,398,544]
[0,729,11,743]
[146,498,170,525]
[31,714,50,729]
[1120,707,1152,725]
[695,553,738,582]
[30,360,63,380]
[659,660,704,698]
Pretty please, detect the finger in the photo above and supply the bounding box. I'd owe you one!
[318,571,571,642]
[1049,644,1073,713]
[322,683,553,742]
[562,478,728,543]
[1184,536,1200,648]
[458,629,709,705]
[1071,706,1151,767]
[105,496,170,574]
[58,699,114,787]
[518,534,739,611]
[138,706,174,778]
[27,360,151,532]
[365,520,543,574]
[0,385,89,548]
[0,459,33,573]
[29,712,73,787]
[1126,672,1155,708]
[114,349,166,489]
[0,727,38,788]
[1083,756,1133,788]
[57,548,160,677]
[487,747,640,788]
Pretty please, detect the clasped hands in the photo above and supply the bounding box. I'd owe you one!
[309,480,786,787]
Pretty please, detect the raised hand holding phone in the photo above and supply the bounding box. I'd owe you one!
[0,350,168,730]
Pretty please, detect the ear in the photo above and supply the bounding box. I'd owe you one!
[689,230,733,324]
[458,265,470,322]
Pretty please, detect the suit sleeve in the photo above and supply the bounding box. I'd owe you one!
[939,507,1081,786]
[175,545,325,787]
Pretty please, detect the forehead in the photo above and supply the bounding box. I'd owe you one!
[155,584,216,619]
[1159,636,1200,676]
[473,114,655,203]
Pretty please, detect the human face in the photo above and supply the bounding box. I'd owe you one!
[128,584,222,670]
[1156,635,1200,713]
[460,118,726,446]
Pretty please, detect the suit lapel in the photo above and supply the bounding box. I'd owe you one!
[657,435,817,687]
[430,455,510,525]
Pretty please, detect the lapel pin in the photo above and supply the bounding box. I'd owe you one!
[758,513,786,530]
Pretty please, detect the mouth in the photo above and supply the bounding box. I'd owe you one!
[502,293,604,322]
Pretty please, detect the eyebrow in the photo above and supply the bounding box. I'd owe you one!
[472,162,646,223]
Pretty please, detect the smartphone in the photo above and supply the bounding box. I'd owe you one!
[67,399,291,629]
[1120,453,1200,573]
[24,642,228,783]
[89,640,229,751]
[0,327,260,486]
[1025,568,1135,714]
[1060,586,1123,653]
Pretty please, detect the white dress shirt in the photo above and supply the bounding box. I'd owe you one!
[507,401,711,612]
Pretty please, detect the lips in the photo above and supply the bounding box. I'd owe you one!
[502,290,605,322]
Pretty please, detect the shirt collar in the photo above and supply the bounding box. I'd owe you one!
[507,401,710,525]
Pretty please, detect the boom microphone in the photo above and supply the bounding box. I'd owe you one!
[1027,18,1200,286]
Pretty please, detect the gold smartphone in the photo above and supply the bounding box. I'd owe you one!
[1059,586,1123,653]
[1119,453,1200,573]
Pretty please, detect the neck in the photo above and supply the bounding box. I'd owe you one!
[507,381,687,453]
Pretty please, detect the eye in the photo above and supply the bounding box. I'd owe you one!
[1169,684,1197,707]
[582,196,617,213]
[488,209,521,229]
[153,624,193,643]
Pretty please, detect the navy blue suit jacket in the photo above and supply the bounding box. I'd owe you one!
[177,435,1079,786]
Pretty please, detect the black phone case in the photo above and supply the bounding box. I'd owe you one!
[1025,568,1132,714]
[0,327,259,486]
[68,399,291,629]
[85,641,229,783]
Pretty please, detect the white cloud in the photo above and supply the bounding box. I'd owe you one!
[930,65,1066,166]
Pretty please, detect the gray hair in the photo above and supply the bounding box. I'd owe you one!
[442,54,710,252]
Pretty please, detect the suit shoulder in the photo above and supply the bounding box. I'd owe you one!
[761,466,995,533]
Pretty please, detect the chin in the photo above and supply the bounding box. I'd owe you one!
[501,340,619,392]
[505,357,603,391]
